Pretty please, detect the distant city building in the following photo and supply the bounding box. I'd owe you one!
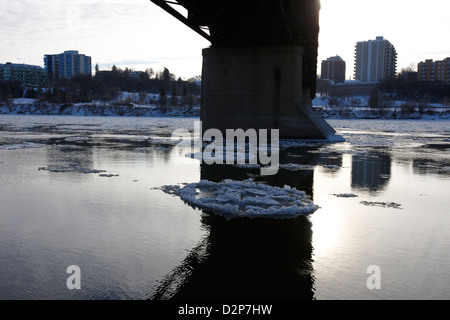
[354,36,397,82]
[44,50,92,80]
[0,62,47,83]
[321,56,346,83]
[417,58,450,83]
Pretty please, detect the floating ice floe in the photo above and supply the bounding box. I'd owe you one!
[38,165,106,174]
[0,142,45,150]
[332,193,359,198]
[99,173,119,177]
[360,201,402,209]
[160,179,319,219]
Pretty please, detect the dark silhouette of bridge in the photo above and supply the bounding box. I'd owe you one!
[150,0,335,139]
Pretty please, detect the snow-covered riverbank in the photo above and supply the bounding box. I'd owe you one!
[0,100,200,117]
[2,96,449,120]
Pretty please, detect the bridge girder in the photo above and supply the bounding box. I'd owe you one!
[149,0,321,98]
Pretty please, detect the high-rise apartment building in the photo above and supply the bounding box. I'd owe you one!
[321,56,346,83]
[44,50,91,80]
[354,36,397,82]
[417,58,450,83]
[0,62,47,83]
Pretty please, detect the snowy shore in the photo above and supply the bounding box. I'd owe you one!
[1,96,449,120]
[0,100,200,118]
[313,96,450,120]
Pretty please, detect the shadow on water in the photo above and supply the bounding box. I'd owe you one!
[150,146,330,300]
[151,213,314,300]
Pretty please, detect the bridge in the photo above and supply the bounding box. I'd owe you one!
[149,0,335,139]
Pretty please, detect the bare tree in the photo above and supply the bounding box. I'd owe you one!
[145,68,155,79]
[169,86,178,107]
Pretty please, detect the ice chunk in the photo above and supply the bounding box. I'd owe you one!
[241,196,280,206]
[99,173,119,177]
[38,165,106,174]
[360,201,402,209]
[0,142,44,150]
[332,193,359,198]
[164,179,319,219]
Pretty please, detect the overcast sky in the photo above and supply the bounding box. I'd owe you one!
[1,0,450,80]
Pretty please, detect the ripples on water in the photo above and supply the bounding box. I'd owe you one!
[0,115,449,300]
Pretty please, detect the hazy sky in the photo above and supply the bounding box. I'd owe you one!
[1,0,450,80]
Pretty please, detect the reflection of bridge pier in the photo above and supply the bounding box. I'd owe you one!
[151,213,314,300]
[150,0,334,139]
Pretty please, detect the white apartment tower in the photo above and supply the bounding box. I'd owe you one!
[354,36,397,82]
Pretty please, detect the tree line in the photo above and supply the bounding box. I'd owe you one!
[0,65,201,108]
[318,77,450,108]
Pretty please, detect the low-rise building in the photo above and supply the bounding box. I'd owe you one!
[418,58,450,83]
[0,62,47,83]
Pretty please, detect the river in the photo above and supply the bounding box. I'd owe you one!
[0,114,449,300]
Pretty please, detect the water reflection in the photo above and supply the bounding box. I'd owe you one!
[151,147,337,300]
[413,158,450,176]
[45,144,94,169]
[200,153,318,197]
[152,205,314,300]
[351,153,391,193]
[151,138,450,300]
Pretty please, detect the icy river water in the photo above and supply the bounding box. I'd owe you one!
[0,114,449,300]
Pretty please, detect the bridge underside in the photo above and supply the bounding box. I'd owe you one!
[150,0,335,139]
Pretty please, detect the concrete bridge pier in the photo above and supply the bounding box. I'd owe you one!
[201,45,335,139]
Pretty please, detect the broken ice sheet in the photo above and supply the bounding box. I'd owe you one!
[158,179,319,219]
[360,201,403,209]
